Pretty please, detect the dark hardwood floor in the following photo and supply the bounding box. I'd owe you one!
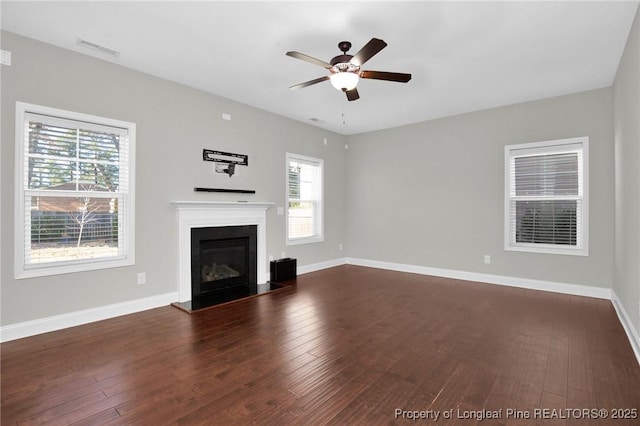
[2,265,639,425]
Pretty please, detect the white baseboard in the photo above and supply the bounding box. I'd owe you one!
[611,290,640,366]
[297,257,347,275]
[0,292,178,343]
[345,257,611,299]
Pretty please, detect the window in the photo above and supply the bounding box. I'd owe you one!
[15,102,135,278]
[286,153,323,245]
[504,137,588,256]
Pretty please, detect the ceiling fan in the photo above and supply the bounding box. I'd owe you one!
[286,38,412,101]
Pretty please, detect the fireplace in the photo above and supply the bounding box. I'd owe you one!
[191,225,257,299]
[172,201,274,305]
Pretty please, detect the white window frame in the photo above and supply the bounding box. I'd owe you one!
[286,152,324,245]
[504,137,589,256]
[15,102,136,278]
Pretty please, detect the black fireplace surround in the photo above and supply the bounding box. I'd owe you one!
[191,225,257,300]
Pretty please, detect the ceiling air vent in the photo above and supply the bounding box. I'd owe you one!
[76,38,120,57]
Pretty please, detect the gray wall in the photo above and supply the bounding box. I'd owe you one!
[345,88,614,288]
[1,31,347,326]
[614,6,640,336]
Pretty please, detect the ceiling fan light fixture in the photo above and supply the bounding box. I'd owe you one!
[330,72,359,91]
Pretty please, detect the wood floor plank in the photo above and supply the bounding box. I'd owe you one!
[69,407,121,425]
[2,265,639,425]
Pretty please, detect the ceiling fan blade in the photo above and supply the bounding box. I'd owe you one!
[289,76,330,90]
[351,38,387,66]
[345,88,360,101]
[286,51,332,68]
[360,70,412,83]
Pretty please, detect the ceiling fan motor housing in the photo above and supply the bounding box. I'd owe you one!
[330,54,354,67]
[330,41,357,70]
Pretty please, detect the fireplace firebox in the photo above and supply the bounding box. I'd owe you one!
[191,225,257,300]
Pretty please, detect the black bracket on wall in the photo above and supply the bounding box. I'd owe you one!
[202,149,248,166]
[203,149,248,177]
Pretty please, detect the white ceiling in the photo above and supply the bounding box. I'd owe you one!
[2,1,638,135]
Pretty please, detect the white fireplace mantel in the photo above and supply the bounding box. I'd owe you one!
[172,201,274,302]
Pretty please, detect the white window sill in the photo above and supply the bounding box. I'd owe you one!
[505,244,588,257]
[286,236,324,246]
[15,256,134,279]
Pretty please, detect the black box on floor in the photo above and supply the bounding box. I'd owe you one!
[270,258,297,282]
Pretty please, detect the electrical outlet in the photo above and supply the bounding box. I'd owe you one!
[269,255,274,262]
[137,272,146,285]
[1,50,11,66]
[484,255,491,264]
[339,243,343,251]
